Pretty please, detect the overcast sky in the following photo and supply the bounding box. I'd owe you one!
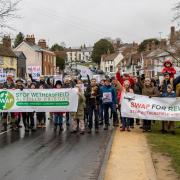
[8,0,179,47]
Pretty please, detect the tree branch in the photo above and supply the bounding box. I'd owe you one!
[0,0,21,31]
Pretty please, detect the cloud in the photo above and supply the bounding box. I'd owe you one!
[9,0,178,47]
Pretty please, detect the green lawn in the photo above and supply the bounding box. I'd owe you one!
[147,122,180,176]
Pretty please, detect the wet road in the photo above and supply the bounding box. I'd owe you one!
[0,122,113,180]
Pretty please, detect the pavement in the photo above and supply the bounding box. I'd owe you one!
[104,128,157,180]
[0,121,113,180]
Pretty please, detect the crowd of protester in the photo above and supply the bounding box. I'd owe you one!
[0,61,180,135]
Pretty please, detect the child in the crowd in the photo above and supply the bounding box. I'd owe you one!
[36,84,46,128]
[162,60,176,83]
[53,81,64,132]
[120,80,134,132]
[162,84,176,134]
[71,84,86,134]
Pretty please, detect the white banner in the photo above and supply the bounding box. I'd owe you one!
[121,93,180,121]
[0,88,78,112]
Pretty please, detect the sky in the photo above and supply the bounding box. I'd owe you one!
[7,0,179,47]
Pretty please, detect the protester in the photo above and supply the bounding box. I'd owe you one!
[71,84,86,134]
[111,77,122,126]
[1,76,15,132]
[159,73,172,132]
[142,77,159,132]
[99,79,105,125]
[120,80,134,131]
[133,76,142,125]
[15,78,29,132]
[53,81,64,132]
[160,73,172,94]
[162,60,176,80]
[116,65,134,87]
[36,84,46,128]
[85,78,100,133]
[101,78,117,130]
[63,77,73,127]
[161,84,176,134]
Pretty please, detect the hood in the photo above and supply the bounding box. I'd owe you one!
[163,60,172,67]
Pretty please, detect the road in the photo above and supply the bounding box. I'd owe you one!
[0,121,113,180]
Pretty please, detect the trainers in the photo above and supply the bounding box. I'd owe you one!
[120,128,125,131]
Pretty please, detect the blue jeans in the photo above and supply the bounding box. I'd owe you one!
[54,114,63,125]
[121,117,130,129]
[99,103,104,122]
[104,103,117,125]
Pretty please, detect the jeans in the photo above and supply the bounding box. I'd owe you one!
[22,112,35,129]
[121,117,130,129]
[88,104,99,129]
[99,103,104,123]
[104,103,117,126]
[54,114,63,125]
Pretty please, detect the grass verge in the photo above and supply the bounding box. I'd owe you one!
[147,121,180,176]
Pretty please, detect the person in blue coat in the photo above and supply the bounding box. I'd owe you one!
[100,78,117,130]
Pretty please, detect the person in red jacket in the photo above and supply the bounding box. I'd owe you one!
[162,60,176,79]
[116,66,134,87]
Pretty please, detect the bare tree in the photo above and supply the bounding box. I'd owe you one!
[0,0,21,33]
[173,2,180,21]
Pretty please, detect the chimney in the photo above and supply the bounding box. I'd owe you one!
[160,39,167,49]
[3,36,11,48]
[151,41,156,50]
[38,39,47,49]
[170,26,176,45]
[146,43,150,51]
[25,34,35,44]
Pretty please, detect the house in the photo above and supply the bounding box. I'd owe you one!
[66,45,93,63]
[81,46,93,62]
[100,52,123,73]
[14,51,26,79]
[15,35,56,79]
[38,39,56,75]
[0,36,17,81]
[66,48,81,63]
